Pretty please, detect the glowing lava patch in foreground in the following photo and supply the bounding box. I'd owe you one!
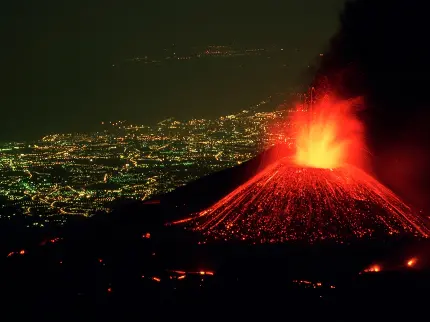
[174,96,430,243]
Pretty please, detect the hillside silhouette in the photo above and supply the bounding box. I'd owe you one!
[157,144,289,220]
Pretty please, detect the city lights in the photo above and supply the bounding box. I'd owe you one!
[0,96,292,221]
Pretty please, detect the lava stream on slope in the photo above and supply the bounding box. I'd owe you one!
[176,160,429,243]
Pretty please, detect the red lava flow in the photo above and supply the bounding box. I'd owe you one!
[174,94,430,243]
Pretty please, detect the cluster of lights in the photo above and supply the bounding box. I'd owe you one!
[292,280,336,289]
[0,95,290,219]
[125,45,273,64]
[142,270,215,285]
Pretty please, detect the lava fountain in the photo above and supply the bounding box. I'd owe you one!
[175,95,430,243]
[293,95,365,169]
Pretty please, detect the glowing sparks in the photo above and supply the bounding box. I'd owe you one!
[294,96,364,169]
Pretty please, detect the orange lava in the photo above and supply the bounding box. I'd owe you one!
[293,95,364,169]
[407,257,418,267]
[363,264,382,273]
[176,161,430,242]
[173,92,430,243]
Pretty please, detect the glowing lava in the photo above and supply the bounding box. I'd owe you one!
[363,264,382,273]
[174,96,430,243]
[407,257,418,267]
[176,161,429,242]
[294,95,364,169]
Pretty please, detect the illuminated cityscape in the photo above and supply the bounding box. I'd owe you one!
[0,96,294,220]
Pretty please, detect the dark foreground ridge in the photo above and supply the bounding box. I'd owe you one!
[2,220,430,321]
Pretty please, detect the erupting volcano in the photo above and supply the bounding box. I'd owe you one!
[174,95,430,243]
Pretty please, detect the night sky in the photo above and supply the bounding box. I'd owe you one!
[1,0,346,141]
